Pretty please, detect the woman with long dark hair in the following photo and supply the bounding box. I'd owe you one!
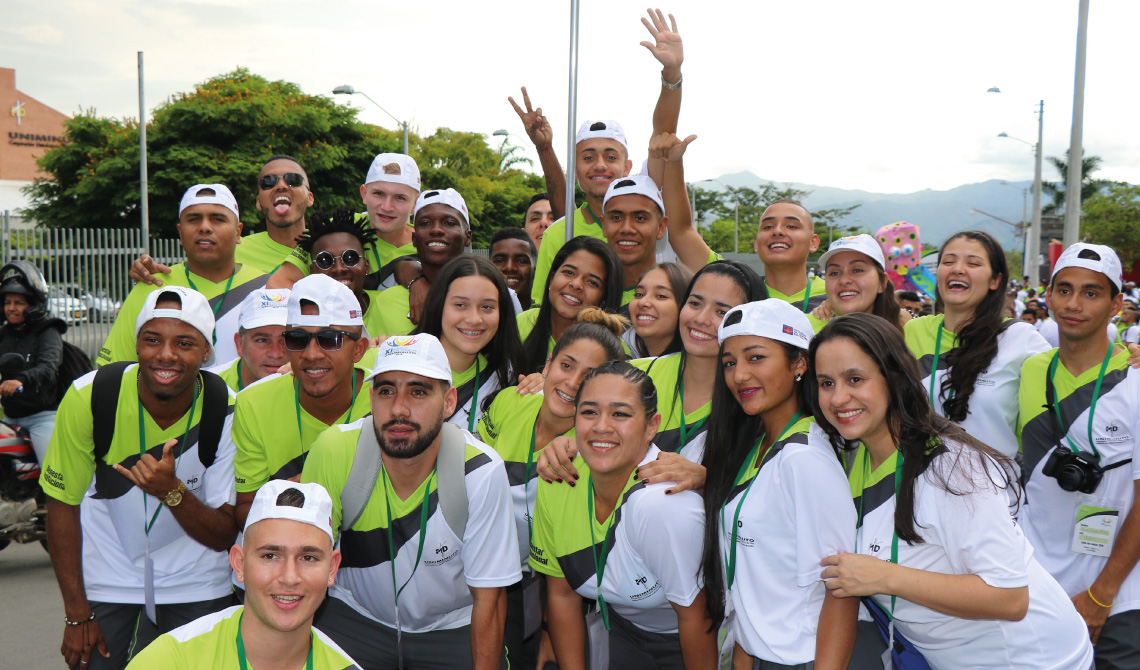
[810,234,908,333]
[624,262,693,359]
[518,236,624,374]
[536,260,767,492]
[702,300,857,669]
[413,254,525,431]
[477,307,627,670]
[530,361,716,670]
[904,230,1049,460]
[809,313,1094,670]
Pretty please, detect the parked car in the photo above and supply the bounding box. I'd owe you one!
[59,284,120,322]
[47,286,89,325]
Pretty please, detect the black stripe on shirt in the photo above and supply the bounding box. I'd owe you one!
[557,480,648,592]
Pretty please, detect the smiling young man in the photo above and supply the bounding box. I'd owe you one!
[489,227,536,309]
[1017,243,1140,667]
[754,199,826,312]
[42,287,239,669]
[99,184,268,368]
[302,334,519,670]
[373,189,472,336]
[126,481,360,669]
[523,194,555,250]
[208,288,291,393]
[232,274,371,528]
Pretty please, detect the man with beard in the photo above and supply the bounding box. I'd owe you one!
[489,227,536,310]
[208,288,291,393]
[302,334,518,670]
[41,287,239,669]
[232,274,371,528]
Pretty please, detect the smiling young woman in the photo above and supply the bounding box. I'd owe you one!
[624,262,693,359]
[805,313,1095,670]
[414,255,526,432]
[903,231,1050,461]
[811,234,908,334]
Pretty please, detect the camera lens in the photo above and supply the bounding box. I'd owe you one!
[1056,464,1086,492]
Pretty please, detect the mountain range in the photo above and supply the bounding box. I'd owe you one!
[693,172,1035,249]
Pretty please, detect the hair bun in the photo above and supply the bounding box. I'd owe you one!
[575,306,630,338]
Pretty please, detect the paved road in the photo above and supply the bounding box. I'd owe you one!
[0,540,65,668]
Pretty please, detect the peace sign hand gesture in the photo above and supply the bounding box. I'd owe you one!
[508,87,553,150]
[640,8,683,75]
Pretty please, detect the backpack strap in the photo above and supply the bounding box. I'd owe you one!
[436,423,469,540]
[91,362,132,463]
[339,422,469,539]
[195,370,229,467]
[341,424,384,534]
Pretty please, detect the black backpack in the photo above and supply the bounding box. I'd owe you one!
[55,340,93,404]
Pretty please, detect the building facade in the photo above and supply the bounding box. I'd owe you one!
[1,67,70,228]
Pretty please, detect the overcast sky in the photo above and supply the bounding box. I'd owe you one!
[3,0,1138,194]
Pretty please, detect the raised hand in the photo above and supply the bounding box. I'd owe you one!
[640,8,683,74]
[508,87,553,149]
[648,132,697,163]
[113,438,181,499]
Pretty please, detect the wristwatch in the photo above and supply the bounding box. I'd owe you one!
[163,482,187,507]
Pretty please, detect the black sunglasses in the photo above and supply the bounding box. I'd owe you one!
[282,328,361,352]
[258,172,305,190]
[313,249,363,270]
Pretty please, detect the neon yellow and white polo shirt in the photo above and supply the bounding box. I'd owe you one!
[301,419,520,632]
[40,366,237,604]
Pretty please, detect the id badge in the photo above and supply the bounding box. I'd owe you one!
[880,620,895,670]
[1069,502,1121,558]
[522,576,542,639]
[716,608,735,670]
[144,551,157,624]
[585,609,609,670]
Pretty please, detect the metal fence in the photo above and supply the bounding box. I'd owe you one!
[1,211,183,361]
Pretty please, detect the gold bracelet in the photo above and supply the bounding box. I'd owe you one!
[1087,587,1113,609]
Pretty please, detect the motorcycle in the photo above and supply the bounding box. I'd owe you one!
[0,351,48,553]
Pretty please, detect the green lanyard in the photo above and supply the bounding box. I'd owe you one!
[583,204,602,227]
[370,246,383,277]
[467,360,482,433]
[136,377,200,535]
[185,265,237,347]
[236,610,314,670]
[721,410,804,590]
[927,318,953,405]
[856,447,903,620]
[587,474,620,631]
[381,466,435,633]
[235,360,244,392]
[677,377,708,450]
[1047,346,1113,460]
[294,370,358,456]
[800,272,813,314]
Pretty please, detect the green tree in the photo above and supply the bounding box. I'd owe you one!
[1041,149,1105,216]
[1081,182,1140,267]
[24,69,543,248]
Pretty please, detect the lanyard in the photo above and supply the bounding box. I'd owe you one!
[185,265,237,346]
[467,360,482,433]
[800,271,813,314]
[677,377,708,450]
[236,359,244,392]
[294,370,358,454]
[927,318,953,405]
[583,204,602,226]
[236,610,314,670]
[1047,346,1113,460]
[721,410,804,590]
[856,447,903,620]
[137,377,199,535]
[381,465,435,670]
[587,474,619,631]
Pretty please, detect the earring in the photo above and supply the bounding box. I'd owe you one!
[795,374,803,382]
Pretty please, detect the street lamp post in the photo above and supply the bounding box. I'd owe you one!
[1063,0,1090,246]
[332,85,409,154]
[995,100,1046,287]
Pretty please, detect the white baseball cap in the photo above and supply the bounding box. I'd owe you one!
[817,234,886,271]
[239,289,291,330]
[414,188,470,230]
[603,175,664,216]
[287,274,364,328]
[244,480,335,545]
[179,183,239,219]
[364,333,452,384]
[1051,243,1123,292]
[364,153,422,192]
[575,120,628,154]
[135,286,216,346]
[718,299,814,350]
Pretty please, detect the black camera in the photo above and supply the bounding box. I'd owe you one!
[1041,447,1103,494]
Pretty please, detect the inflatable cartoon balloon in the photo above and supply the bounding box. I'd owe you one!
[876,221,937,296]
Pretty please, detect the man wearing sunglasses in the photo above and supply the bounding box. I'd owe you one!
[130,156,315,283]
[99,184,268,368]
[232,274,371,529]
[294,208,386,340]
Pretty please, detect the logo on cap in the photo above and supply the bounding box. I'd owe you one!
[266,292,287,303]
[349,310,362,319]
[782,325,794,335]
[383,163,401,175]
[391,336,417,346]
